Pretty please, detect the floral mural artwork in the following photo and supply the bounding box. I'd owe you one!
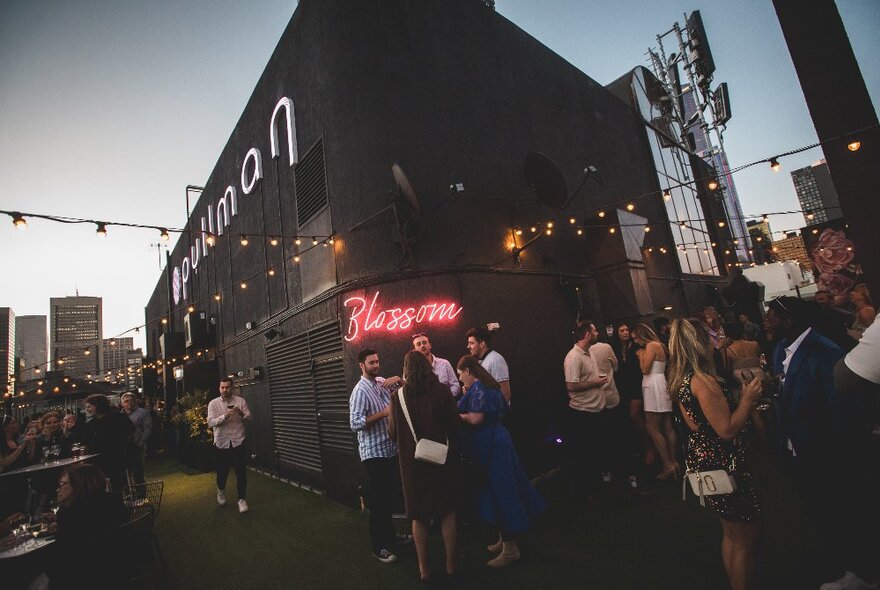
[808,227,860,306]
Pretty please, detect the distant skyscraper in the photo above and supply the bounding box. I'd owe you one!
[103,337,134,375]
[50,296,103,379]
[772,232,813,272]
[682,88,750,260]
[15,315,47,382]
[0,308,14,393]
[791,159,842,226]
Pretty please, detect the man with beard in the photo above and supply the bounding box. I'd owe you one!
[411,333,460,398]
[349,349,407,564]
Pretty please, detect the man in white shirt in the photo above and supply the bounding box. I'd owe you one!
[207,377,252,513]
[412,333,461,397]
[563,320,610,495]
[465,326,510,402]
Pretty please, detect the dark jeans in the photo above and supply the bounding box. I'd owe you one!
[362,456,399,553]
[216,443,248,500]
[566,407,606,491]
[603,403,638,479]
[128,446,147,498]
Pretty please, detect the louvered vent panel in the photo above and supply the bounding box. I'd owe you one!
[294,138,328,227]
[266,333,322,472]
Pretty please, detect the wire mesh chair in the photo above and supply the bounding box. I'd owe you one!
[122,480,164,519]
[103,509,157,589]
[121,480,165,573]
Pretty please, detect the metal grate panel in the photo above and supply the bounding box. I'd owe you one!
[294,138,328,227]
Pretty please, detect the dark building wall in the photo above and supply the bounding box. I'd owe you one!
[145,0,724,499]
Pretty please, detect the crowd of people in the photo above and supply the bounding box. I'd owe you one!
[347,283,878,589]
[2,281,876,589]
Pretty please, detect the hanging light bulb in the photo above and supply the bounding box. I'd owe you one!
[805,210,815,221]
[545,228,552,236]
[83,348,91,356]
[847,141,861,152]
[161,317,168,325]
[269,236,279,246]
[769,157,781,172]
[718,221,726,228]
[268,268,276,276]
[708,179,719,191]
[328,236,335,245]
[546,221,554,229]
[662,190,671,202]
[761,214,769,223]
[96,222,108,237]
[240,235,249,246]
[205,232,216,246]
[609,227,616,234]
[187,305,195,313]
[214,293,221,301]
[240,281,247,289]
[597,211,606,218]
[679,221,687,229]
[569,217,576,225]
[11,212,27,230]
[159,228,170,242]
[514,228,523,236]
[294,255,300,263]
[312,238,318,245]
[576,229,583,236]
[626,203,635,212]
[294,238,301,246]
[644,226,651,233]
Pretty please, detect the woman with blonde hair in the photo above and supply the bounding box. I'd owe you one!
[668,318,763,590]
[631,323,679,479]
[848,283,876,340]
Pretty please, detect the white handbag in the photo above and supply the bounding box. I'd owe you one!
[398,388,448,465]
[683,469,737,506]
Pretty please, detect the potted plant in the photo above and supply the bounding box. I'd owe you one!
[171,390,215,472]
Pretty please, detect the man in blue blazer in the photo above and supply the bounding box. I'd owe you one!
[766,297,875,590]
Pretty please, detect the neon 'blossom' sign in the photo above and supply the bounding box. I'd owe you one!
[343,291,463,342]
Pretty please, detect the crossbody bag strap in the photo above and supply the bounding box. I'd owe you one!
[397,388,419,443]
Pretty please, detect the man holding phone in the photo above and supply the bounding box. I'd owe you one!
[207,377,252,513]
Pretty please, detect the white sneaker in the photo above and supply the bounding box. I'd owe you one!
[238,499,249,513]
[820,571,878,590]
[217,489,226,506]
[627,475,638,489]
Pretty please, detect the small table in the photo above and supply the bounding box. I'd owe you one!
[0,454,98,478]
[0,535,55,560]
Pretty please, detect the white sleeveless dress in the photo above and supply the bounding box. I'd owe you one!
[642,360,671,413]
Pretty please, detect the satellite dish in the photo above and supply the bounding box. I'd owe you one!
[524,152,568,209]
[392,163,421,215]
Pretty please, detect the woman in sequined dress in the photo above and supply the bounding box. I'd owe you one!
[667,318,764,590]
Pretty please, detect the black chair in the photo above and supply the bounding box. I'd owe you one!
[104,509,156,589]
[122,480,164,519]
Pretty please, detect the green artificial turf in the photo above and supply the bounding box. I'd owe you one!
[147,452,821,589]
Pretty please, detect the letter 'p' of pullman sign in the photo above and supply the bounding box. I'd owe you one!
[343,291,463,342]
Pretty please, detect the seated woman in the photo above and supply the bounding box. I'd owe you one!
[37,463,129,590]
[456,355,545,568]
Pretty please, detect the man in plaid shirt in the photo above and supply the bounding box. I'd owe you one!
[349,348,407,563]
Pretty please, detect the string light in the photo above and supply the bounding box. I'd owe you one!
[514,228,523,236]
[662,191,671,202]
[805,210,815,221]
[187,305,195,313]
[609,227,616,234]
[626,203,635,211]
[159,228,170,242]
[95,222,108,237]
[597,211,606,218]
[293,255,300,263]
[569,218,576,224]
[294,238,301,246]
[214,293,221,301]
[718,221,725,228]
[83,348,91,355]
[268,269,276,276]
[312,238,318,245]
[530,226,537,233]
[644,226,651,232]
[576,229,583,236]
[11,212,27,230]
[328,236,335,245]
[240,281,247,289]
[708,179,719,191]
[161,318,168,325]
[240,235,249,246]
[205,232,216,246]
[847,141,861,152]
[546,221,554,229]
[269,236,279,246]
[769,157,781,172]
[545,228,552,236]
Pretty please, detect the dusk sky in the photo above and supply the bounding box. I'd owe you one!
[1,0,878,352]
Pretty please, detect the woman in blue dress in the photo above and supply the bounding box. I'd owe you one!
[455,355,545,568]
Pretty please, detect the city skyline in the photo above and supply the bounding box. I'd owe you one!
[1,0,877,350]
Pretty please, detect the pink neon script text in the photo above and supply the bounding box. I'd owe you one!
[343,291,463,341]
